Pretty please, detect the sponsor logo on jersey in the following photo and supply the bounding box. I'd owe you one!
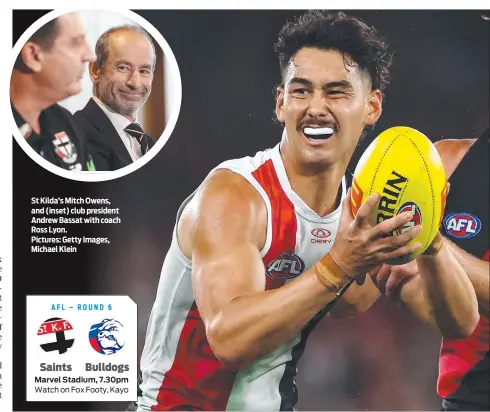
[266,252,305,279]
[52,131,78,164]
[443,212,481,239]
[311,228,332,244]
[395,202,422,235]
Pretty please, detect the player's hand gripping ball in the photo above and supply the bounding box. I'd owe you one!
[351,126,448,265]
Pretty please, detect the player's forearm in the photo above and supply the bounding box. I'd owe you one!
[206,269,338,371]
[444,237,489,310]
[414,244,479,338]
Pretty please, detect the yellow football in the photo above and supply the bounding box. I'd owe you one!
[351,126,448,265]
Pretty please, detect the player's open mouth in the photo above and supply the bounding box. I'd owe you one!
[303,127,335,140]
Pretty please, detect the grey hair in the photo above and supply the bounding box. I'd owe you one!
[94,24,156,71]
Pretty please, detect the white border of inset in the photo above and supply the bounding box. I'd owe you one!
[9,8,182,182]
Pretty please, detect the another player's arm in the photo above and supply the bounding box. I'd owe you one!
[433,138,489,311]
[185,171,418,371]
[443,237,489,313]
[367,138,482,335]
[373,238,482,337]
[403,239,478,337]
[332,239,479,338]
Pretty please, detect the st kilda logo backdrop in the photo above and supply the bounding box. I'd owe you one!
[37,317,75,354]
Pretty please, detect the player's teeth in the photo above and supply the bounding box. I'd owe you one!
[304,127,334,135]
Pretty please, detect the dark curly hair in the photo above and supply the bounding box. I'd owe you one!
[274,10,393,93]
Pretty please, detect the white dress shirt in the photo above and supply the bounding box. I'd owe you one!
[92,96,143,162]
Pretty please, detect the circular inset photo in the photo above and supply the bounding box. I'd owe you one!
[10,9,182,181]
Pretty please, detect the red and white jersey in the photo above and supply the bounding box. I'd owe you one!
[137,144,346,411]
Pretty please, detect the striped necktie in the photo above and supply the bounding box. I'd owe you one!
[124,123,149,155]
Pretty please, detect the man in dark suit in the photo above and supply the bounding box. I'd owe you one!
[74,25,156,171]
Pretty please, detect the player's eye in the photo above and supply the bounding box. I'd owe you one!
[288,87,310,97]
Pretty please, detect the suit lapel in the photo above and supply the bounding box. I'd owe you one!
[83,98,133,164]
[145,134,155,150]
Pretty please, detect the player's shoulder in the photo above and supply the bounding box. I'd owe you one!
[434,138,477,178]
[214,146,274,175]
[178,168,267,254]
[199,146,275,209]
[434,138,477,153]
[199,168,265,214]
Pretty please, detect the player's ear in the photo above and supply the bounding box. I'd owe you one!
[275,86,285,123]
[364,89,383,126]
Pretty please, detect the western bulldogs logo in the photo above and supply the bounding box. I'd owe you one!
[88,319,125,355]
[395,202,422,235]
[52,131,78,164]
[266,252,305,279]
[444,213,481,239]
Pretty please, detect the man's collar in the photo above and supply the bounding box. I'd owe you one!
[92,95,139,130]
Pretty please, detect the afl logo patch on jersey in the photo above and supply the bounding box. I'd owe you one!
[266,252,305,280]
[443,213,482,239]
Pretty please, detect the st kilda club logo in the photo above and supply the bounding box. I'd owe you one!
[37,317,75,354]
[395,202,422,235]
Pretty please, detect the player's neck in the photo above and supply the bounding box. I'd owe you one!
[280,149,346,217]
[10,76,55,135]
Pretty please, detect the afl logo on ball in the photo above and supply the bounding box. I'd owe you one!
[443,213,481,239]
[395,202,422,235]
[266,252,305,279]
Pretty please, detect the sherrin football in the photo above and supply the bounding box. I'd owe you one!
[351,126,448,265]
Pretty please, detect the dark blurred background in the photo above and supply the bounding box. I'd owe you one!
[13,10,489,411]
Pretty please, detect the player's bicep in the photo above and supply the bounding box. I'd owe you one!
[189,171,267,328]
[192,242,266,327]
